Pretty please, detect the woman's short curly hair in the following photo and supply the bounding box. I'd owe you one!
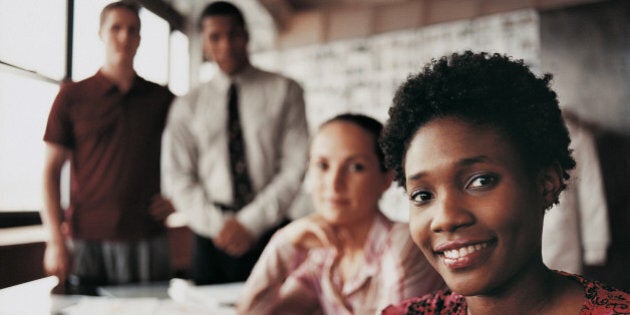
[380,51,576,193]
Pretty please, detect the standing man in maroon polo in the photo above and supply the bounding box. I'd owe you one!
[41,1,174,291]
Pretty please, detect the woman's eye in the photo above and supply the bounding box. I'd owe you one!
[466,174,498,190]
[314,161,328,171]
[348,163,365,172]
[410,190,434,204]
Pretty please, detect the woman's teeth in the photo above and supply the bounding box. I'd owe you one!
[443,242,488,259]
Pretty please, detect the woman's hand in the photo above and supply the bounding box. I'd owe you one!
[281,213,342,252]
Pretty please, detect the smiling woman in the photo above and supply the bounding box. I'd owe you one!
[379,51,630,315]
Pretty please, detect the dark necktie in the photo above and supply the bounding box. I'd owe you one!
[227,83,254,210]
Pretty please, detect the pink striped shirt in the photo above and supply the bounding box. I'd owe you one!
[237,213,445,315]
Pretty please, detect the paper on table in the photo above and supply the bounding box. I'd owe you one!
[168,278,243,311]
[97,282,170,299]
[56,296,230,315]
[59,297,160,315]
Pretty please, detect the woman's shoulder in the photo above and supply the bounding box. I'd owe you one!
[559,272,630,314]
[381,290,467,315]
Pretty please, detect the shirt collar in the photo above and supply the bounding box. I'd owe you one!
[340,213,393,295]
[216,64,256,89]
[93,69,144,95]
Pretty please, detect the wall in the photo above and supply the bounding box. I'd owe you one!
[252,9,541,221]
[541,0,630,136]
[255,9,540,129]
[271,0,605,48]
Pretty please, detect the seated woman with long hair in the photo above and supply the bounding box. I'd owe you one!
[237,113,445,315]
[380,51,630,315]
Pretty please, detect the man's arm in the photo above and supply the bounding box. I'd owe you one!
[161,96,226,238]
[41,143,70,282]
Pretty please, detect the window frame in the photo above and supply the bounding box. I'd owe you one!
[0,0,186,222]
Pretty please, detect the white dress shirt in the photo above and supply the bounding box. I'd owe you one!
[161,65,309,239]
[542,118,610,273]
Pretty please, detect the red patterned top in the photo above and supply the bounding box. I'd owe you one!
[382,272,630,315]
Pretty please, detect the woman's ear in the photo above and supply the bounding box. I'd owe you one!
[538,163,563,210]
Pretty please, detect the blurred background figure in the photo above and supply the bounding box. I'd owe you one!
[161,1,309,285]
[542,111,610,275]
[40,1,174,293]
[238,113,445,315]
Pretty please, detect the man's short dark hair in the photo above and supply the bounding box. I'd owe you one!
[100,1,141,29]
[199,1,246,29]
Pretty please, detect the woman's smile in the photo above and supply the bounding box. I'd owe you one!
[434,239,496,270]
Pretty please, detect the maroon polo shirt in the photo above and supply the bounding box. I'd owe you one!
[44,70,174,241]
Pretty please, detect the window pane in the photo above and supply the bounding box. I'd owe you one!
[0,0,66,80]
[0,71,59,211]
[169,30,190,96]
[72,0,114,80]
[73,1,171,85]
[135,8,170,85]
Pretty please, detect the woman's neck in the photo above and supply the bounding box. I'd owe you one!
[336,211,378,252]
[465,262,583,315]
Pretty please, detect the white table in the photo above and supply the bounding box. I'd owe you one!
[0,276,243,315]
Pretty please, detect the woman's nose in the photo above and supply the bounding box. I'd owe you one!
[429,191,475,233]
[329,168,346,193]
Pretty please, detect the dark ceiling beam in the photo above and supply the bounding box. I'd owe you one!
[258,0,295,31]
[135,0,186,31]
[269,0,609,48]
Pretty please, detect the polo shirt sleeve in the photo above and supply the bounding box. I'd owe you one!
[43,84,74,148]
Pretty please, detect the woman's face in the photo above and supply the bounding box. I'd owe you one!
[404,117,550,296]
[309,121,392,225]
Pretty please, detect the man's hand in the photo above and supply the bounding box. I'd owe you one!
[149,195,176,222]
[214,218,255,256]
[43,238,70,282]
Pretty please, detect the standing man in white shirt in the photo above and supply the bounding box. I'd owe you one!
[161,1,309,284]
